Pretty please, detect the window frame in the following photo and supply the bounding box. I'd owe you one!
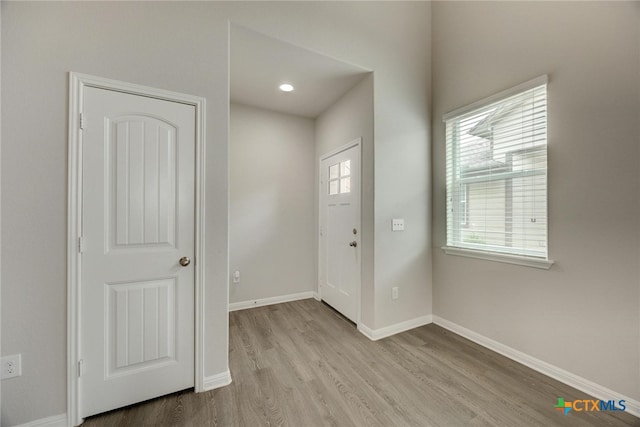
[441,76,554,269]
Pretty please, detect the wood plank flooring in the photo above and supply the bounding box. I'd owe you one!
[84,299,639,426]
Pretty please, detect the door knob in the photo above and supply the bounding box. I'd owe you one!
[179,256,191,267]
[349,241,358,247]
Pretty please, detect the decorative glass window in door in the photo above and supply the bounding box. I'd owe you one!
[328,160,351,195]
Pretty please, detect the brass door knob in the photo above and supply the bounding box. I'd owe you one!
[179,256,191,267]
[349,241,358,247]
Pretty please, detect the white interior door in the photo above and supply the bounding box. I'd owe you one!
[81,86,195,417]
[319,141,361,323]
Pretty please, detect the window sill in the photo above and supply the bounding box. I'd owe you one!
[441,246,554,270]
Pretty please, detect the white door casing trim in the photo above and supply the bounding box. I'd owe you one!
[67,72,207,427]
[318,138,362,326]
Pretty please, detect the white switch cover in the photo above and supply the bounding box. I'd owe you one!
[392,218,405,231]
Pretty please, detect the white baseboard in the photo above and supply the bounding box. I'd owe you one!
[12,373,233,427]
[358,315,433,341]
[433,315,640,418]
[313,291,320,301]
[203,369,232,391]
[12,414,67,427]
[229,291,315,312]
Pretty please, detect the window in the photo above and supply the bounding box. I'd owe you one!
[444,76,551,266]
[460,183,468,227]
[328,160,351,195]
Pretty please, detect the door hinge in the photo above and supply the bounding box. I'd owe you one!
[77,359,85,377]
[79,113,86,130]
[78,236,85,253]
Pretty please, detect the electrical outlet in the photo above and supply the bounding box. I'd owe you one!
[1,354,22,380]
[392,219,405,231]
[232,270,240,284]
[392,287,399,300]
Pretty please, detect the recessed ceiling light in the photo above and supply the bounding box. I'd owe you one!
[279,83,294,92]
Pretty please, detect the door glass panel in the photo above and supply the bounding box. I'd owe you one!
[340,177,351,194]
[340,160,351,177]
[329,164,339,180]
[328,160,352,194]
[329,180,339,195]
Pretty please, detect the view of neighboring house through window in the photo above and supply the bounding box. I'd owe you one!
[444,77,548,259]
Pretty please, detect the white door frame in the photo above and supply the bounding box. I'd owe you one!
[67,72,207,426]
[318,138,362,325]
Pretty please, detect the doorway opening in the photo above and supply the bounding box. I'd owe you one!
[228,24,373,325]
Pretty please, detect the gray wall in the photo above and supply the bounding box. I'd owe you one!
[0,1,3,418]
[2,3,231,425]
[432,1,640,401]
[229,104,316,304]
[316,75,376,326]
[1,2,432,424]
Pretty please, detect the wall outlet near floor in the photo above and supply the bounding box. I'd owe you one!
[232,270,241,284]
[1,354,22,380]
[392,287,399,300]
[392,218,405,231]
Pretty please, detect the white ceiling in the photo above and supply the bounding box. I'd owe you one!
[230,25,370,119]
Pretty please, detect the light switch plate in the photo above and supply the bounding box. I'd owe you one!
[392,218,405,231]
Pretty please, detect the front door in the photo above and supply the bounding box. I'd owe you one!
[319,142,361,323]
[81,86,195,417]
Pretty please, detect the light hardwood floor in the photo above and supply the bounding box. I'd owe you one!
[84,299,639,426]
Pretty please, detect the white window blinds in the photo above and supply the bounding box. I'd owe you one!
[445,76,548,259]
